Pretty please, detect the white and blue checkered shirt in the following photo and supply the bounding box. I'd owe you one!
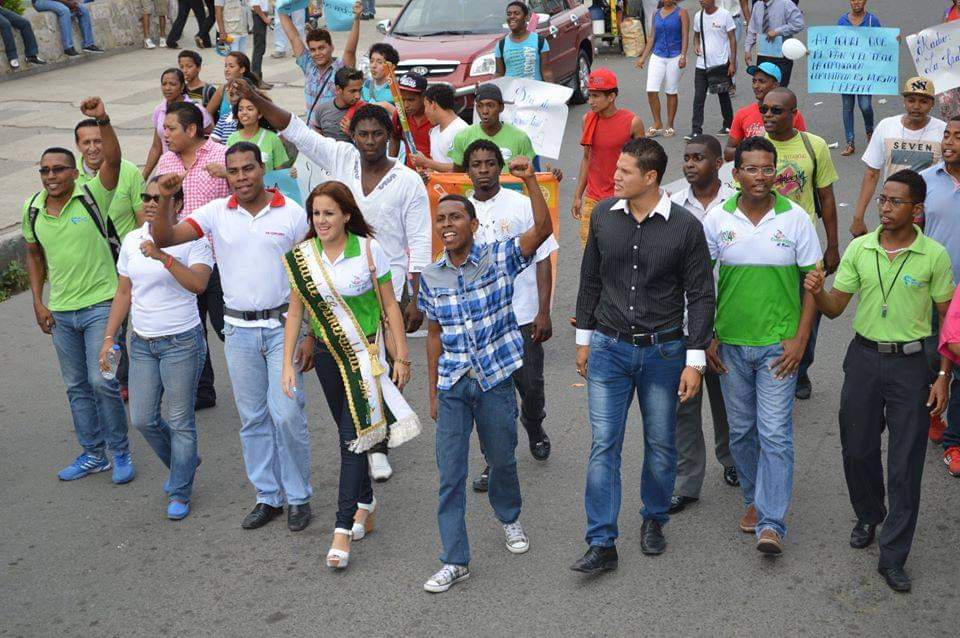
[418,238,531,391]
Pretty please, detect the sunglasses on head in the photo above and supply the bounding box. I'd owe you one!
[140,193,161,203]
[758,105,787,115]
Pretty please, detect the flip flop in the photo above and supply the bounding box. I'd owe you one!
[662,128,676,138]
[647,127,662,137]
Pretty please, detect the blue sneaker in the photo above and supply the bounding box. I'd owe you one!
[58,453,111,481]
[111,451,136,484]
[167,500,190,520]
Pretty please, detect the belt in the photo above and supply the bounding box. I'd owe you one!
[224,303,289,322]
[855,334,923,355]
[598,325,683,347]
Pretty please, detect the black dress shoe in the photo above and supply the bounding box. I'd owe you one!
[668,495,698,514]
[570,545,618,574]
[472,466,489,492]
[529,433,551,461]
[795,374,812,400]
[26,56,46,65]
[878,565,911,592]
[850,521,877,549]
[241,503,283,529]
[723,465,740,487]
[287,503,312,532]
[64,48,80,57]
[640,519,666,555]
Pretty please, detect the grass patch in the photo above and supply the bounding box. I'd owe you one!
[0,260,29,302]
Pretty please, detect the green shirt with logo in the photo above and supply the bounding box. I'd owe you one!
[833,226,955,342]
[766,131,839,227]
[21,175,118,312]
[448,123,537,172]
[77,158,144,241]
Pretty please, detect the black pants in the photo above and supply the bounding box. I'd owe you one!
[196,265,225,404]
[757,55,794,88]
[200,0,215,43]
[251,14,267,78]
[838,338,933,569]
[692,67,734,135]
[314,342,374,530]
[798,277,822,379]
[512,324,546,438]
[116,318,129,388]
[167,0,210,48]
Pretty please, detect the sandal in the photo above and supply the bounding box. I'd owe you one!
[662,128,676,138]
[841,143,855,156]
[351,496,378,541]
[326,528,353,570]
[647,127,662,137]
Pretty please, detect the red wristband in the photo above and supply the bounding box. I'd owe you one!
[163,254,174,270]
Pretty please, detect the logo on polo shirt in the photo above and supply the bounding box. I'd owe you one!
[719,230,736,245]
[770,230,795,249]
[69,216,87,225]
[903,274,926,288]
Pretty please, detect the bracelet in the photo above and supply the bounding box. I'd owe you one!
[939,370,948,377]
[103,335,114,341]
[395,358,411,366]
[163,254,174,270]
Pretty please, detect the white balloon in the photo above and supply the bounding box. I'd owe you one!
[782,38,808,61]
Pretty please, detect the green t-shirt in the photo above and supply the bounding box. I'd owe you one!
[833,226,955,342]
[227,128,290,172]
[21,175,118,312]
[766,131,839,227]
[448,122,537,172]
[77,158,144,241]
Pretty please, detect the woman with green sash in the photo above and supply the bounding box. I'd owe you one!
[282,181,419,570]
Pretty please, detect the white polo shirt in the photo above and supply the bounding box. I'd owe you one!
[117,223,214,338]
[669,182,737,223]
[185,190,309,328]
[281,115,431,300]
[470,187,559,326]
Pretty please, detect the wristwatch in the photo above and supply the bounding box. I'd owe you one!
[95,116,111,126]
[689,364,707,375]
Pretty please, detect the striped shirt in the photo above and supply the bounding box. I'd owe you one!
[418,238,531,391]
[575,192,715,365]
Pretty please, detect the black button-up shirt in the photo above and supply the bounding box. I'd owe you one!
[575,193,715,360]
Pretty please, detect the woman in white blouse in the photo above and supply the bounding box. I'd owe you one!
[99,177,214,521]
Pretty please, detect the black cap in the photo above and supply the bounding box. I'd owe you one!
[398,72,428,93]
[475,83,504,104]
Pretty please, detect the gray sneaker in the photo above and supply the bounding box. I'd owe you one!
[423,564,469,593]
[503,521,529,554]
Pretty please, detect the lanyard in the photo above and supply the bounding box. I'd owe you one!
[874,251,910,318]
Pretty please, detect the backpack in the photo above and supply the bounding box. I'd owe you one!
[497,32,547,62]
[27,184,122,263]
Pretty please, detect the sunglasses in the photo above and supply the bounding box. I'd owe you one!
[758,105,788,116]
[38,166,72,176]
[140,193,161,203]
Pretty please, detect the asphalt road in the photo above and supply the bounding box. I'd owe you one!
[1,2,957,636]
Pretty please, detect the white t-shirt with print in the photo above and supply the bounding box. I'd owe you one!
[861,115,947,180]
[694,8,735,70]
[429,117,470,165]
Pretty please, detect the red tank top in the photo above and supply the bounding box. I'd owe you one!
[583,109,635,201]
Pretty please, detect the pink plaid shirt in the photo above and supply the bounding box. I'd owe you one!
[155,139,230,218]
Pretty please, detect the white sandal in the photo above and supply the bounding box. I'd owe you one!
[351,497,378,541]
[326,528,352,569]
[662,128,676,138]
[647,126,663,138]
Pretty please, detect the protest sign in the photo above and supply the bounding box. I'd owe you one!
[264,168,303,207]
[807,26,900,95]
[475,77,572,160]
[907,20,960,94]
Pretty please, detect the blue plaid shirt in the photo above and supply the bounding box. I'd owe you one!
[418,238,531,391]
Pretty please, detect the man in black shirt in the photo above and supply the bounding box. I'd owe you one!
[571,138,715,574]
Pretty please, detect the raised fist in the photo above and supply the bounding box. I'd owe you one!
[157,172,186,197]
[80,97,107,120]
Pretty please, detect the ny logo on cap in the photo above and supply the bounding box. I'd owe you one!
[910,79,929,93]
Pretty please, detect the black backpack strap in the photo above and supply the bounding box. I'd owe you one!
[78,185,122,261]
[538,33,547,53]
[27,191,43,246]
[798,132,823,219]
[498,36,506,58]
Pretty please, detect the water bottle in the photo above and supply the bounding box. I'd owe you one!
[101,344,121,380]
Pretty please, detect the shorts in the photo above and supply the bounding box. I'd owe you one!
[140,0,167,15]
[579,196,599,247]
[646,54,682,95]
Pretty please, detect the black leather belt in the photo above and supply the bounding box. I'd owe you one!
[598,325,683,347]
[855,333,923,355]
[224,304,289,322]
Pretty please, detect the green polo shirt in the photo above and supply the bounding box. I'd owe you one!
[77,159,144,240]
[834,226,955,342]
[21,175,118,312]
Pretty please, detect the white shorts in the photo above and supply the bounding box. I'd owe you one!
[646,54,682,95]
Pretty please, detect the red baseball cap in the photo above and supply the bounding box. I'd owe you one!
[587,68,618,91]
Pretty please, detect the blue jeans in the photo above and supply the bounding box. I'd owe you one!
[32,0,95,50]
[584,331,685,547]
[129,325,206,503]
[51,301,129,456]
[0,6,38,60]
[436,375,521,566]
[841,94,875,145]
[719,343,796,539]
[361,0,375,14]
[273,4,305,53]
[223,323,311,507]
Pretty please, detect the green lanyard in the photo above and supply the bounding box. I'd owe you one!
[875,251,910,318]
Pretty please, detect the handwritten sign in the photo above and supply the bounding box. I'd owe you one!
[807,26,900,95]
[475,77,572,160]
[907,20,960,94]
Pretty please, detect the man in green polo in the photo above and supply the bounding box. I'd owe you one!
[22,97,135,485]
[804,169,954,594]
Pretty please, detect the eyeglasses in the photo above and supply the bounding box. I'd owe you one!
[38,166,72,176]
[739,166,778,177]
[758,105,787,116]
[140,193,162,203]
[876,195,916,208]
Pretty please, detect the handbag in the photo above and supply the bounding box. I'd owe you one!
[700,10,732,95]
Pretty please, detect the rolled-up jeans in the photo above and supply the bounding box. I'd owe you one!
[841,94,875,145]
[51,301,129,457]
[719,343,796,539]
[584,330,685,547]
[223,322,312,507]
[32,0,95,50]
[129,325,206,503]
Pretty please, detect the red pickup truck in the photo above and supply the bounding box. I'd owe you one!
[378,0,594,117]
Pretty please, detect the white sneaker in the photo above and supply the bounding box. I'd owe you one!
[423,564,469,593]
[144,38,156,49]
[503,520,529,554]
[9,58,20,70]
[369,452,393,482]
[158,39,167,48]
